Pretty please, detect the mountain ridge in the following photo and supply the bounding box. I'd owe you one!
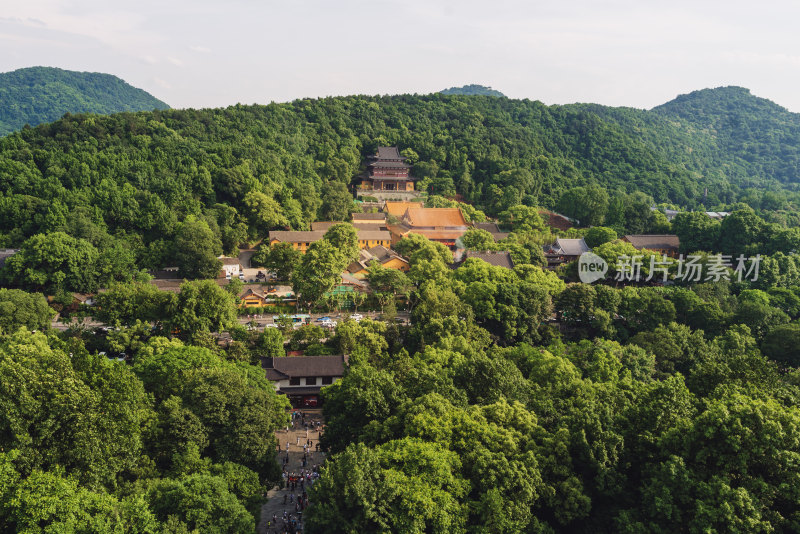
[0,66,169,136]
[1,84,799,256]
[440,84,505,97]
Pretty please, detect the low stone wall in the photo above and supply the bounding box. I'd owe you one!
[358,190,421,201]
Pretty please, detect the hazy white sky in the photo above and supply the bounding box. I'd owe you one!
[2,0,800,111]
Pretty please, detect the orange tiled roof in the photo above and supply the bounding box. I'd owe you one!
[407,229,467,240]
[403,207,467,228]
[385,201,420,217]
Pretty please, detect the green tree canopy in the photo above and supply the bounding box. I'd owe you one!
[3,232,99,292]
[251,241,301,281]
[0,289,53,331]
[173,218,223,280]
[556,186,609,227]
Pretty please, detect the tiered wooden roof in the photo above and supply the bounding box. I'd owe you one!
[361,146,416,183]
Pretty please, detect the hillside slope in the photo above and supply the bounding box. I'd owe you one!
[0,67,169,135]
[1,88,799,259]
[651,86,800,188]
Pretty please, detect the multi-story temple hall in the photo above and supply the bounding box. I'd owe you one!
[357,146,417,192]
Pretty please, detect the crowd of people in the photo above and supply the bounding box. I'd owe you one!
[266,410,325,534]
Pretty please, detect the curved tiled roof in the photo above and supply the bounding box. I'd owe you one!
[623,234,680,250]
[461,251,515,269]
[262,355,346,380]
[553,238,591,256]
[374,146,403,160]
[385,201,421,217]
[403,207,467,228]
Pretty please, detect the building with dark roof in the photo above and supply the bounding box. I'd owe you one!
[352,212,387,223]
[473,222,510,242]
[358,146,417,192]
[544,238,591,268]
[346,245,410,277]
[0,249,19,268]
[269,226,391,252]
[454,250,515,269]
[262,355,346,407]
[310,221,387,232]
[622,234,680,257]
[218,256,242,279]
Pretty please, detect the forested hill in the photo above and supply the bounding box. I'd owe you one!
[651,86,800,189]
[440,84,506,97]
[0,67,169,136]
[2,89,800,258]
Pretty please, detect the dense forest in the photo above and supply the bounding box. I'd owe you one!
[0,310,289,532]
[4,207,800,531]
[308,243,800,532]
[0,67,169,136]
[2,87,800,291]
[4,87,800,531]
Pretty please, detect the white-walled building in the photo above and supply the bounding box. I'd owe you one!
[262,355,346,407]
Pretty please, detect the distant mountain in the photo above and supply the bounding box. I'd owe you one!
[440,84,505,97]
[562,86,800,198]
[649,86,800,187]
[0,67,169,136]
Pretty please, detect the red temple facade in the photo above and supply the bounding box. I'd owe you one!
[358,146,416,192]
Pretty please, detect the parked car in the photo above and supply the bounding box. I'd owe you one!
[316,316,332,322]
[350,314,364,321]
[265,324,278,328]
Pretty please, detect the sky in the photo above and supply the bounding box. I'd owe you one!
[2,0,800,111]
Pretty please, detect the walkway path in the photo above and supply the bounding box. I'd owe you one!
[258,410,326,534]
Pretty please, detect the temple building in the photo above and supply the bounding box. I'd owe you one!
[358,147,416,192]
[622,234,681,258]
[388,206,469,248]
[347,245,411,278]
[269,226,391,252]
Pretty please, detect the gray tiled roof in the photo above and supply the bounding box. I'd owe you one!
[352,212,387,221]
[474,222,501,233]
[623,234,680,250]
[269,230,327,243]
[462,251,515,269]
[262,355,346,381]
[269,228,391,243]
[472,222,510,242]
[0,249,19,267]
[554,238,591,257]
[368,160,411,169]
[375,146,403,160]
